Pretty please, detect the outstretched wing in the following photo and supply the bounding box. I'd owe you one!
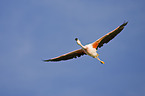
[92,22,128,49]
[43,49,86,62]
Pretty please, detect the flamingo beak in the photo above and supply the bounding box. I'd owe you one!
[75,38,78,41]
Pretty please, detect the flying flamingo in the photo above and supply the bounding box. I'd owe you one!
[43,22,128,64]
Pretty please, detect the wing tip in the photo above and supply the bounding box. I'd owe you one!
[42,58,61,62]
[122,21,128,26]
[42,59,51,62]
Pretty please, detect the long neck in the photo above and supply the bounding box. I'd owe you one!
[79,43,85,49]
[77,39,85,49]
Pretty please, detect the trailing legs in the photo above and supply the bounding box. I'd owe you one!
[95,53,105,64]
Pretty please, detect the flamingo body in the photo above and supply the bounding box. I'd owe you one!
[83,44,97,58]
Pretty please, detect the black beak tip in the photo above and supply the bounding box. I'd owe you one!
[75,38,78,41]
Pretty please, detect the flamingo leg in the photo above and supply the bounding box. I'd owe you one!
[95,54,105,64]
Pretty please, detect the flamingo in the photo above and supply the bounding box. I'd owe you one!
[43,22,128,64]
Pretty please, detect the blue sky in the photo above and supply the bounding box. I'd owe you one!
[0,0,145,96]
